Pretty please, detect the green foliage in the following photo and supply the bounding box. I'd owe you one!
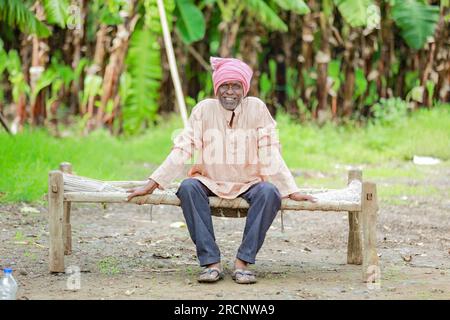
[259,73,271,101]
[81,74,102,110]
[371,97,412,125]
[86,0,129,40]
[285,67,299,101]
[0,0,51,37]
[174,0,206,44]
[353,67,367,100]
[334,0,374,27]
[328,59,342,95]
[259,59,277,101]
[5,50,30,104]
[246,0,288,31]
[43,0,69,28]
[273,0,310,14]
[391,0,440,50]
[0,38,7,75]
[364,81,378,106]
[123,24,162,134]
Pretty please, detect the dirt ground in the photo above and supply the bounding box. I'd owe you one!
[1,163,449,300]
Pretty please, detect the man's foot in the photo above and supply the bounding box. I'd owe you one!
[232,269,257,284]
[233,259,257,284]
[197,263,224,283]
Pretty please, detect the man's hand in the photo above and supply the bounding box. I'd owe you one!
[126,179,158,204]
[289,192,317,202]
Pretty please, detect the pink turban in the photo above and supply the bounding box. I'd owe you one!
[210,57,253,97]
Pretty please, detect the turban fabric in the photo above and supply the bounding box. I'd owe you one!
[210,57,253,97]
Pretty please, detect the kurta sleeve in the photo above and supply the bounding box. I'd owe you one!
[257,103,300,198]
[149,105,203,189]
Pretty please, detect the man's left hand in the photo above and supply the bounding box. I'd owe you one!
[289,192,317,202]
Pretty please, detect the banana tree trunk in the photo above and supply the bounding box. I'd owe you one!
[70,0,86,115]
[30,1,48,126]
[377,1,393,100]
[432,7,450,103]
[96,4,138,129]
[239,18,262,96]
[84,23,108,119]
[315,12,330,119]
[219,16,242,58]
[300,3,315,106]
[342,30,357,117]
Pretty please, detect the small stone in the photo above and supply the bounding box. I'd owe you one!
[184,278,192,285]
[125,289,135,296]
[216,293,223,297]
[431,288,444,294]
[401,254,412,262]
[19,270,28,276]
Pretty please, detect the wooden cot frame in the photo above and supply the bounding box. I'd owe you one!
[48,162,379,283]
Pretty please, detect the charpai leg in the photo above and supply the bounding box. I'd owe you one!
[48,171,65,273]
[361,182,380,283]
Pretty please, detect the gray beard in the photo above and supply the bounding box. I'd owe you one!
[219,98,242,111]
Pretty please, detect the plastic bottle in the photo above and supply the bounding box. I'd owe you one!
[0,268,18,300]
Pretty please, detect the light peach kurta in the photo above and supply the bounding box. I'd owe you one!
[149,97,300,199]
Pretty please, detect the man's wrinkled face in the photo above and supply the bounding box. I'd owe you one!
[218,81,243,111]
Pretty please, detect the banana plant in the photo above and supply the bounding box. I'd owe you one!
[334,0,375,27]
[121,0,175,134]
[42,0,70,28]
[0,0,50,37]
[391,0,440,50]
[335,0,440,49]
[5,50,30,108]
[174,0,206,44]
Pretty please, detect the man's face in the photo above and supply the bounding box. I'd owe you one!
[218,81,243,111]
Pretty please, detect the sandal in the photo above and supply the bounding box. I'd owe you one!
[197,267,224,283]
[232,269,257,284]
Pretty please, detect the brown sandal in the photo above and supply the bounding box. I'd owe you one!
[197,267,224,283]
[232,269,257,284]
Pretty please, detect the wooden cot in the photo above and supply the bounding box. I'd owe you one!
[48,162,379,282]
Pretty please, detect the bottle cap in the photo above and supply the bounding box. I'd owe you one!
[4,268,12,274]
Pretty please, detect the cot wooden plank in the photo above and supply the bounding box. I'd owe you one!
[64,192,361,212]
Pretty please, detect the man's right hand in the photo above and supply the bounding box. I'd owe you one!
[126,179,158,204]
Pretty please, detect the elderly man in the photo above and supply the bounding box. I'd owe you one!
[127,57,315,284]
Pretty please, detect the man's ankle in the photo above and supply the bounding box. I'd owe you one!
[234,258,248,270]
[206,262,221,269]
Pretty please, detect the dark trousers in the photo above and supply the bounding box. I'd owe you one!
[176,178,281,266]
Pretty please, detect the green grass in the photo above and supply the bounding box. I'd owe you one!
[97,256,121,275]
[278,104,450,170]
[1,104,449,203]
